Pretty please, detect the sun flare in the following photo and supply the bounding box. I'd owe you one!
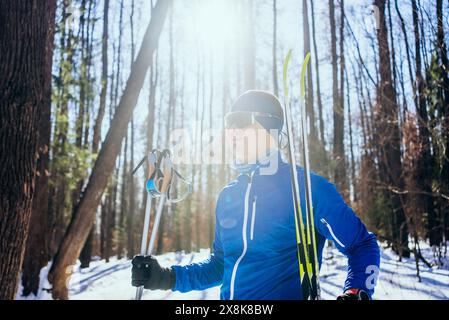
[183,0,245,54]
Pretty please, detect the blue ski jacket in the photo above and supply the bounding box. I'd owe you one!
[171,154,380,300]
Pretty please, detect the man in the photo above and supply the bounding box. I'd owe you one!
[132,90,380,300]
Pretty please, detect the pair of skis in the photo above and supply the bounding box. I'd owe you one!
[283,50,321,300]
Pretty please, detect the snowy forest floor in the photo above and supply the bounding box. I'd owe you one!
[17,242,449,300]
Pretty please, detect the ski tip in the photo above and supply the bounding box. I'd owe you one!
[283,49,293,96]
[300,52,311,99]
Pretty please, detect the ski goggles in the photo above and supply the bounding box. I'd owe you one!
[224,111,283,131]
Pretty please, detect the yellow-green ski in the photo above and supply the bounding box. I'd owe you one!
[299,52,321,300]
[282,50,314,300]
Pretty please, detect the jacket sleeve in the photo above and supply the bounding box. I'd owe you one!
[311,174,380,297]
[171,196,224,293]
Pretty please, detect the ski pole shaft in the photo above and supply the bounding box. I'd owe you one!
[140,195,153,256]
[147,194,166,255]
[135,281,144,300]
[135,194,167,300]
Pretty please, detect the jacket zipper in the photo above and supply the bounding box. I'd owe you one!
[229,175,253,300]
[320,218,345,248]
[250,196,257,241]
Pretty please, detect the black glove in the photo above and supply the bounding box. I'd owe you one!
[131,255,176,290]
[337,288,371,300]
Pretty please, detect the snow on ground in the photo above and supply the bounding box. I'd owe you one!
[319,242,449,300]
[16,243,448,300]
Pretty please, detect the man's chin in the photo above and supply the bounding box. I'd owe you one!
[234,156,257,164]
[234,161,256,166]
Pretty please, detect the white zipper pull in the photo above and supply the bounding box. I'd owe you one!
[250,196,257,241]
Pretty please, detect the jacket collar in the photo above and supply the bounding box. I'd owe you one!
[235,150,286,181]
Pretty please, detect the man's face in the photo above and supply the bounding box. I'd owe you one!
[226,122,277,165]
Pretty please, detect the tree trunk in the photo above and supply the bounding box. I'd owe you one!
[50,1,75,257]
[47,0,171,300]
[103,0,124,263]
[310,0,325,147]
[395,0,417,113]
[118,135,128,259]
[387,0,398,95]
[330,0,346,194]
[77,0,95,269]
[302,0,316,141]
[411,0,436,246]
[80,0,98,267]
[126,0,137,260]
[272,0,279,96]
[100,198,108,258]
[92,0,110,154]
[374,0,409,257]
[243,0,256,91]
[329,0,338,145]
[338,0,347,198]
[436,0,449,243]
[107,167,119,262]
[346,70,357,202]
[79,228,94,269]
[21,9,55,292]
[0,0,56,300]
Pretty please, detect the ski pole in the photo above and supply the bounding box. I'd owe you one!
[147,193,167,256]
[139,195,153,256]
[137,152,157,256]
[135,194,154,301]
[135,151,157,300]
[135,154,173,300]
